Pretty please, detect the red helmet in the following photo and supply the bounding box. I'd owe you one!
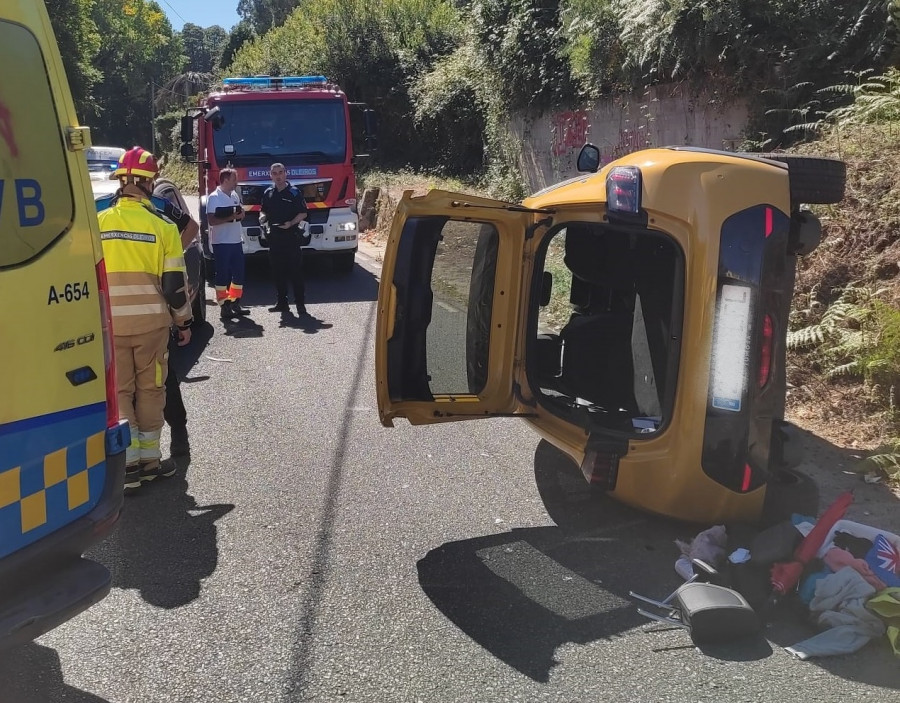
[114,146,159,180]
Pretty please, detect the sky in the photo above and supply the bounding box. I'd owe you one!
[158,0,241,31]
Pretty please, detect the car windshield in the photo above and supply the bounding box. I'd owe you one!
[210,99,347,167]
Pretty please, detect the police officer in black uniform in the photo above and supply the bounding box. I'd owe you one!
[260,162,309,316]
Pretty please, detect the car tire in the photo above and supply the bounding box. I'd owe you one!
[533,439,639,532]
[771,420,805,471]
[203,255,216,286]
[192,265,207,327]
[760,467,819,527]
[737,153,847,205]
[334,251,355,273]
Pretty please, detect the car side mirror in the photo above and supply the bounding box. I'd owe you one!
[540,271,553,306]
[180,115,194,144]
[577,143,601,173]
[205,106,224,131]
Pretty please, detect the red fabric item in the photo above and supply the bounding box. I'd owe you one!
[770,490,854,595]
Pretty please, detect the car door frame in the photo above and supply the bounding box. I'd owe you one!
[375,189,551,426]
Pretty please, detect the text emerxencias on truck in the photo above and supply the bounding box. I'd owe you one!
[179,75,376,273]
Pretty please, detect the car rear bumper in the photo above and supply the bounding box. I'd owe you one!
[0,427,126,651]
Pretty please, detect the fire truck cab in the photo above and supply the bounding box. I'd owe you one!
[180,75,376,275]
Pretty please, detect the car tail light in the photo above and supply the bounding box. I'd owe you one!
[758,314,773,388]
[96,258,119,428]
[741,463,752,492]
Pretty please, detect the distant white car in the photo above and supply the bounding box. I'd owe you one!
[86,145,125,197]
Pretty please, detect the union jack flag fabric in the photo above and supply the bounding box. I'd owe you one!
[866,534,900,588]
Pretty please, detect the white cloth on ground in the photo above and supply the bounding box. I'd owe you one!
[785,566,885,660]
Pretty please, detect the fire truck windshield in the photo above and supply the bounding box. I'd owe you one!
[210,99,347,166]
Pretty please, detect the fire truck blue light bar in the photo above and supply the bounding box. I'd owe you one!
[223,76,328,88]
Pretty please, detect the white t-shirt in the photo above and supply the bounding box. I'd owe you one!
[207,186,244,245]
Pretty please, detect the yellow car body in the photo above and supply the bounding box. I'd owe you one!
[375,146,844,524]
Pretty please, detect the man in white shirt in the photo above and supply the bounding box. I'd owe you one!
[206,168,249,320]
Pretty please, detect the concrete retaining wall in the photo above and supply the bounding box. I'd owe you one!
[508,84,749,193]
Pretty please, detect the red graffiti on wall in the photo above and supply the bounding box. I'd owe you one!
[551,110,590,156]
[0,100,19,158]
[600,128,650,165]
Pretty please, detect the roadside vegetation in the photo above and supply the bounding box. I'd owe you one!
[777,71,900,483]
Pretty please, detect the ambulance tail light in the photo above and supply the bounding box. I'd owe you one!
[758,314,774,388]
[96,258,119,428]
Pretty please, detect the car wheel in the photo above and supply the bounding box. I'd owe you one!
[788,210,822,256]
[771,420,805,471]
[533,439,639,532]
[334,251,355,273]
[204,255,216,286]
[192,269,207,326]
[760,467,819,527]
[737,153,846,205]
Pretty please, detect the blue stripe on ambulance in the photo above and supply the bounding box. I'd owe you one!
[0,402,107,559]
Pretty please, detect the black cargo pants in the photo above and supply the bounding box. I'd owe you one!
[268,228,305,306]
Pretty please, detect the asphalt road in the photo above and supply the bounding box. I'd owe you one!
[1,202,899,701]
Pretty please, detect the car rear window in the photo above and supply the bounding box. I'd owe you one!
[0,20,74,269]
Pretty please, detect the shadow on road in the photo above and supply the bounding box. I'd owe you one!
[0,642,110,702]
[86,469,234,609]
[171,319,214,383]
[233,255,379,310]
[416,439,900,687]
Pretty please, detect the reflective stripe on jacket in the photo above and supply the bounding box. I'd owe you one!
[98,197,191,335]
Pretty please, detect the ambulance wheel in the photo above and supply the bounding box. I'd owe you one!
[762,154,846,205]
[760,468,819,527]
[334,251,355,273]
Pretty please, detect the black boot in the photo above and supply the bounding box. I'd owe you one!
[220,300,236,320]
[231,300,251,316]
[269,299,289,312]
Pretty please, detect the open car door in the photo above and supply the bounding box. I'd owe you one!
[375,189,546,426]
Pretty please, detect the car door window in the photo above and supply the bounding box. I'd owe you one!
[425,220,499,396]
[0,20,74,268]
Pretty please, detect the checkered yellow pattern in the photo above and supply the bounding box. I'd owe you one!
[0,431,105,535]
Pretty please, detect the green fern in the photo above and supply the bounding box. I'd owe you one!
[858,451,900,477]
[789,283,900,383]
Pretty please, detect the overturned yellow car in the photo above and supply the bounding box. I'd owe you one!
[374,146,845,525]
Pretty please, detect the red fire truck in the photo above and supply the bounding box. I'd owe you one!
[179,75,376,275]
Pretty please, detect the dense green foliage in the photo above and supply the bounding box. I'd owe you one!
[223,0,900,175]
[229,0,465,170]
[180,23,228,74]
[46,0,900,170]
[237,0,298,34]
[45,0,101,121]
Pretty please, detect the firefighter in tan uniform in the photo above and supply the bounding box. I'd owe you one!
[98,147,193,494]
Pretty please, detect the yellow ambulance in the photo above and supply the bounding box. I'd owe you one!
[0,0,128,649]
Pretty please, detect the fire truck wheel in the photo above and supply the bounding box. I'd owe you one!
[334,251,355,273]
